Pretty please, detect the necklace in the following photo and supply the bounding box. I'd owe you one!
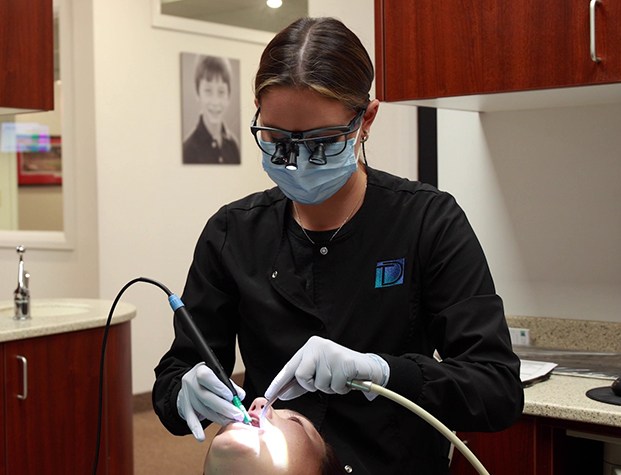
[292,183,366,256]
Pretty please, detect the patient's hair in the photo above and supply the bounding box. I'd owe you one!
[321,443,345,474]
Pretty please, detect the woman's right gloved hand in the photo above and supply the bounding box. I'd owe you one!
[176,362,247,441]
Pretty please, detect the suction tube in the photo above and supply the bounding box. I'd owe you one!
[347,380,490,475]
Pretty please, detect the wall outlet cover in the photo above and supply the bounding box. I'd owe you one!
[509,327,531,346]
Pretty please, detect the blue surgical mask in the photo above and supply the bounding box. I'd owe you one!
[260,131,361,205]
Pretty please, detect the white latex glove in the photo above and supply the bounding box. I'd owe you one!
[265,336,390,403]
[177,362,246,441]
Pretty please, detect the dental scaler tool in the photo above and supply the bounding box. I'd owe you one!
[168,294,251,425]
[260,378,299,424]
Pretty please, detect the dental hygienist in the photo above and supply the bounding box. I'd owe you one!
[153,17,524,475]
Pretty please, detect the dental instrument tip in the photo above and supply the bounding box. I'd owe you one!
[232,395,251,425]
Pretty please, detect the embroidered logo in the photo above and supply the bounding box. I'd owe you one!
[375,258,405,288]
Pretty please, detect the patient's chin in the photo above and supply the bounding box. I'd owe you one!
[210,425,262,456]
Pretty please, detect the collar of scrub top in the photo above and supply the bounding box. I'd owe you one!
[250,107,365,169]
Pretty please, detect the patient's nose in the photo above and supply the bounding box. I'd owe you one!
[249,397,268,413]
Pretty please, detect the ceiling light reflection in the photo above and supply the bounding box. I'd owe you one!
[266,0,283,8]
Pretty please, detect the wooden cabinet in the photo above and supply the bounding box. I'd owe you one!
[451,415,620,474]
[375,0,621,103]
[0,0,54,113]
[1,323,133,475]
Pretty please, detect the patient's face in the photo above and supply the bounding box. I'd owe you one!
[204,397,325,475]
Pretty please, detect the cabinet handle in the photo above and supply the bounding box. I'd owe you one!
[590,0,601,62]
[17,355,28,400]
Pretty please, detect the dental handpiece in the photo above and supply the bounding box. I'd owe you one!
[168,294,251,425]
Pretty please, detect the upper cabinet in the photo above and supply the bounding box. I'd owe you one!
[0,0,54,114]
[375,0,621,111]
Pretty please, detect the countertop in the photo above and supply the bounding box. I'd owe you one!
[0,298,136,342]
[506,315,621,429]
[524,374,621,428]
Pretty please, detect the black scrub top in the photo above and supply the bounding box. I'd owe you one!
[153,167,524,475]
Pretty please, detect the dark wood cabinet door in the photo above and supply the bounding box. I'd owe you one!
[449,416,617,475]
[3,323,133,475]
[5,329,105,474]
[0,0,54,111]
[376,0,621,102]
[104,322,134,474]
[450,418,540,475]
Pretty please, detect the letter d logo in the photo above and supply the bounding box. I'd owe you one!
[375,258,405,288]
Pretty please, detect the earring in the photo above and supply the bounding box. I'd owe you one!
[361,132,369,143]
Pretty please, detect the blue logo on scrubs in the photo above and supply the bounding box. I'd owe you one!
[375,258,405,288]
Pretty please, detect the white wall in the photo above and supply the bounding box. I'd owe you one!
[439,104,621,322]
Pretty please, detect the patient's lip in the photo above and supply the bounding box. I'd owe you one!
[248,408,262,426]
[249,406,270,421]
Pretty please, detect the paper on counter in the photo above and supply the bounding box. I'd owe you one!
[520,359,557,386]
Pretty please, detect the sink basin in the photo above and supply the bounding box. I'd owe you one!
[0,301,93,318]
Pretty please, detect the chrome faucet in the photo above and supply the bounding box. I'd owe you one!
[14,245,31,320]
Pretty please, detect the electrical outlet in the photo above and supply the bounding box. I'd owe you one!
[509,327,530,346]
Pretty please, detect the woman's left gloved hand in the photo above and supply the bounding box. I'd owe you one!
[265,336,390,402]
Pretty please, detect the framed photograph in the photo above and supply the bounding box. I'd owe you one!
[17,135,62,186]
[180,53,241,165]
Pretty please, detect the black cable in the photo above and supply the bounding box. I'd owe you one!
[92,277,172,475]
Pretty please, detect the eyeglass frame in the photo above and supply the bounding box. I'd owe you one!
[250,107,366,160]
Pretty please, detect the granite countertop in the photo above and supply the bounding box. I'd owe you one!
[524,373,621,428]
[507,315,621,429]
[0,298,136,342]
